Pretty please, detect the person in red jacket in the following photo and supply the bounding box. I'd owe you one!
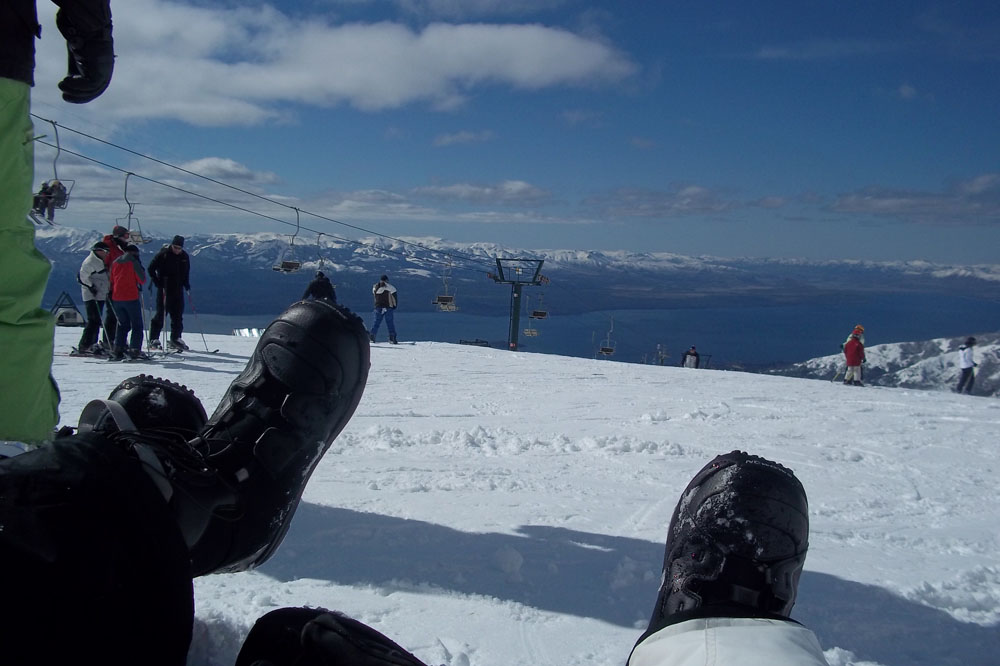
[109,244,147,360]
[100,225,131,346]
[843,331,866,386]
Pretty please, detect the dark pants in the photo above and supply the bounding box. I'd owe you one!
[104,289,118,344]
[150,287,185,341]
[956,367,975,394]
[78,298,105,350]
[0,435,193,665]
[112,298,144,350]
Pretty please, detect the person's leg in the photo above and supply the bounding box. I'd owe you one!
[0,79,60,445]
[79,299,102,349]
[126,299,145,351]
[168,289,184,341]
[0,434,194,665]
[628,451,827,666]
[385,308,396,340]
[965,369,975,394]
[104,289,119,345]
[149,286,166,341]
[112,299,130,351]
[371,307,385,338]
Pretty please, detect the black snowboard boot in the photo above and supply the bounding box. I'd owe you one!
[79,300,371,576]
[236,607,429,666]
[638,451,809,641]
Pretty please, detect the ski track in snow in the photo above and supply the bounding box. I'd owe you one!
[49,330,1000,666]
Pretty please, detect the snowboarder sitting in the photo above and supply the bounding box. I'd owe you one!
[0,299,371,664]
[956,336,977,394]
[302,270,337,303]
[842,325,865,386]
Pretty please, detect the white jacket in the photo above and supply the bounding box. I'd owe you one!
[629,617,830,666]
[79,251,110,302]
[958,345,975,369]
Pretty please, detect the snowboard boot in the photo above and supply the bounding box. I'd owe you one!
[236,607,429,666]
[389,334,398,344]
[78,300,371,576]
[638,451,809,641]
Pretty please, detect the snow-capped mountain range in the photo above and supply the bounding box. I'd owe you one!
[35,227,1000,394]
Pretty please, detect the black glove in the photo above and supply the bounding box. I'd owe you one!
[55,6,115,104]
[88,285,97,295]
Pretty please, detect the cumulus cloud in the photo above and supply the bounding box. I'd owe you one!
[179,158,280,184]
[589,185,733,218]
[413,180,549,204]
[433,130,496,146]
[391,0,571,19]
[34,1,636,126]
[832,173,1000,225]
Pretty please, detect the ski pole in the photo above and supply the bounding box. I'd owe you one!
[185,289,217,353]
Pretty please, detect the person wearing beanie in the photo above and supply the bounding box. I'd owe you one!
[109,244,148,360]
[75,241,111,355]
[302,270,337,303]
[369,273,399,343]
[148,235,192,351]
[99,224,132,346]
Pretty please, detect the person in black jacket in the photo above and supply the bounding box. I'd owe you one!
[302,270,337,303]
[148,235,192,350]
[681,346,700,368]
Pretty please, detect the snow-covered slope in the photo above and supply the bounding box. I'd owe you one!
[773,333,1000,396]
[49,323,999,666]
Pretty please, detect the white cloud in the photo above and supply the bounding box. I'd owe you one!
[832,173,1000,225]
[433,130,496,146]
[589,185,732,218]
[179,158,280,184]
[755,39,892,61]
[33,1,636,126]
[413,180,549,204]
[898,83,918,99]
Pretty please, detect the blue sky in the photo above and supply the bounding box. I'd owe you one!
[28,0,1000,263]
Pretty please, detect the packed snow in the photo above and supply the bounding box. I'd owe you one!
[50,325,1000,666]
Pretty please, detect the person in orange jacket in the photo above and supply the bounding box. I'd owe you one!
[109,244,147,360]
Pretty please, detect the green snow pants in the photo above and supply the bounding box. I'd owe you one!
[0,78,59,444]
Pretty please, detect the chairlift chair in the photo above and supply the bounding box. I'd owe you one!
[273,208,304,273]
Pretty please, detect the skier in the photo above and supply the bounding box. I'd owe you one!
[681,345,700,368]
[302,270,337,303]
[148,234,192,351]
[842,328,865,386]
[100,224,132,347]
[0,299,371,665]
[369,273,398,343]
[109,244,148,360]
[0,0,114,448]
[956,336,977,394]
[232,451,827,666]
[75,240,111,355]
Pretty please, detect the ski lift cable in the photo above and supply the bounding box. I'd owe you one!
[28,113,494,273]
[29,137,489,275]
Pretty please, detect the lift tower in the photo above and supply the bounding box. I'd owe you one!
[490,257,545,351]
